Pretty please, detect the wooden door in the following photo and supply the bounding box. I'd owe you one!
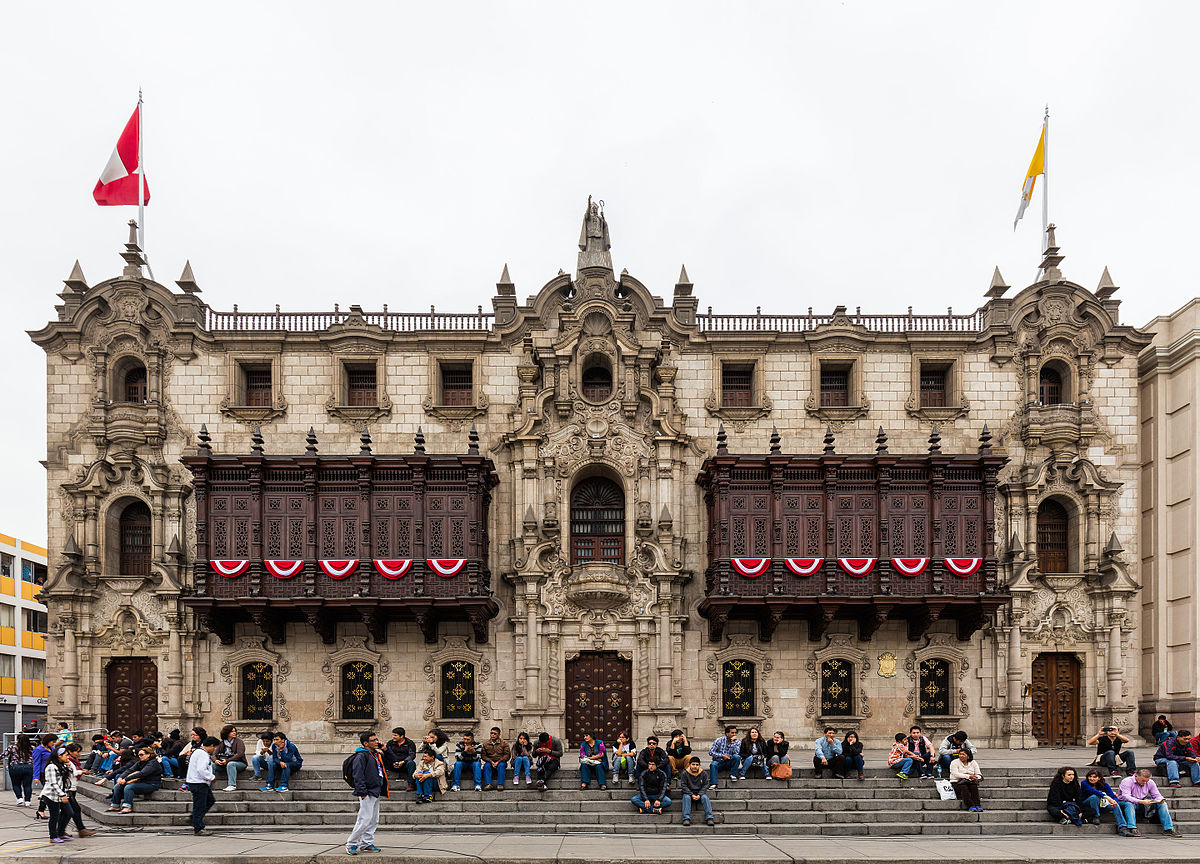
[1031,653,1079,745]
[106,658,158,733]
[565,652,631,748]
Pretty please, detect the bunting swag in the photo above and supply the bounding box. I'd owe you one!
[318,560,359,579]
[209,560,249,578]
[783,557,823,576]
[427,558,467,578]
[891,557,930,577]
[837,557,877,577]
[373,559,412,579]
[264,560,304,579]
[730,557,771,578]
[944,558,983,577]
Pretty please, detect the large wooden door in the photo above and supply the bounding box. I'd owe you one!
[106,658,158,733]
[565,652,631,748]
[1031,653,1079,745]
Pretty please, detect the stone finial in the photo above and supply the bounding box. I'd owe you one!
[1040,223,1064,281]
[62,534,82,558]
[928,424,942,454]
[1105,532,1125,555]
[496,263,515,297]
[823,426,836,455]
[127,219,139,247]
[166,534,182,557]
[875,426,889,455]
[250,425,265,455]
[716,423,728,455]
[1095,266,1120,301]
[659,504,672,524]
[985,266,1009,298]
[523,505,538,529]
[414,426,426,455]
[1009,531,1023,557]
[359,426,373,456]
[196,424,212,457]
[305,427,318,456]
[467,423,480,456]
[769,426,781,455]
[176,260,201,294]
[121,219,147,277]
[675,264,693,294]
[577,195,613,272]
[978,424,993,456]
[63,260,89,293]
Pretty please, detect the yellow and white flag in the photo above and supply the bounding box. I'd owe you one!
[1014,126,1046,229]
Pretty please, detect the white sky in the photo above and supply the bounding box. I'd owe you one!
[2,0,1197,545]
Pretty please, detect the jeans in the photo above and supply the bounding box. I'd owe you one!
[681,792,712,821]
[631,793,672,812]
[452,760,481,787]
[67,792,86,831]
[938,754,955,775]
[580,762,607,786]
[252,755,268,778]
[190,784,215,832]
[843,753,865,773]
[221,760,246,786]
[44,799,72,840]
[347,794,380,848]
[1083,794,1131,829]
[414,775,436,796]
[391,759,417,787]
[534,757,559,785]
[740,756,769,779]
[1098,749,1135,771]
[953,780,981,809]
[611,754,635,779]
[8,763,32,802]
[161,757,179,777]
[511,756,531,779]
[111,781,160,807]
[482,761,507,787]
[892,757,914,775]
[1118,800,1173,831]
[709,757,737,786]
[1155,758,1200,784]
[267,757,301,787]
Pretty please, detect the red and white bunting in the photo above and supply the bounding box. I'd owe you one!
[837,557,877,577]
[264,560,304,579]
[209,560,249,578]
[318,560,359,579]
[891,557,929,577]
[783,557,823,576]
[730,558,771,578]
[943,558,982,577]
[427,559,467,578]
[373,559,412,579]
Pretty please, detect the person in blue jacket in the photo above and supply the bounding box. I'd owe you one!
[262,732,303,792]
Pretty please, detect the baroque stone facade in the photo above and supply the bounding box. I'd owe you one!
[30,208,1152,748]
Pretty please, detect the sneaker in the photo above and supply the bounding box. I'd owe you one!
[708,784,718,790]
[1164,828,1183,837]
[275,786,289,792]
[451,785,460,792]
[60,835,74,842]
[52,838,66,844]
[1088,817,1100,825]
[223,785,237,792]
[360,844,380,852]
[705,817,715,826]
[1110,771,1121,778]
[497,785,505,791]
[1129,828,1141,837]
[526,775,533,785]
[178,784,189,792]
[194,829,211,835]
[484,785,493,791]
[346,846,359,856]
[259,786,274,792]
[895,772,908,779]
[682,818,691,826]
[1118,827,1133,837]
[473,784,481,792]
[1169,781,1181,788]
[730,775,738,783]
[1059,818,1070,824]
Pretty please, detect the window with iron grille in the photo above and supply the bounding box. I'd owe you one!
[918,658,951,715]
[341,661,375,719]
[119,501,152,577]
[581,363,613,401]
[440,363,473,406]
[721,659,755,717]
[1036,499,1069,573]
[819,365,850,407]
[919,364,948,408]
[441,660,476,719]
[243,365,273,407]
[570,477,625,565]
[721,363,754,407]
[123,366,148,403]
[1039,366,1063,405]
[241,662,274,721]
[346,364,377,407]
[819,659,854,716]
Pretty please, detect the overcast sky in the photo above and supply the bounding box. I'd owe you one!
[2,1,1196,545]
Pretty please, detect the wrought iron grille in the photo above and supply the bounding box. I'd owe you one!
[341,661,375,719]
[241,661,274,720]
[441,660,475,719]
[721,659,756,717]
[820,659,854,716]
[918,658,950,715]
[570,478,625,565]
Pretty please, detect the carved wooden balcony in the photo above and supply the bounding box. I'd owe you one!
[181,426,498,645]
[696,425,1008,643]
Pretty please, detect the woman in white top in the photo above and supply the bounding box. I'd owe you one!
[948,749,983,811]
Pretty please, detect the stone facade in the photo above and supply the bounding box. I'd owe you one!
[30,209,1151,749]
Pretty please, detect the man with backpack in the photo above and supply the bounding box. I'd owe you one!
[345,731,387,855]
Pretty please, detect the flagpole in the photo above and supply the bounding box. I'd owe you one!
[138,88,154,280]
[1041,104,1049,254]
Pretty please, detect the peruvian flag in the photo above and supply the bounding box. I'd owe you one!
[944,558,983,577]
[891,557,930,577]
[373,559,412,579]
[209,560,249,578]
[783,558,823,576]
[318,560,360,580]
[730,558,771,578]
[94,104,150,206]
[427,559,467,578]
[837,557,877,577]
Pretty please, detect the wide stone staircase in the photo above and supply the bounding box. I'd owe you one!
[73,763,1200,836]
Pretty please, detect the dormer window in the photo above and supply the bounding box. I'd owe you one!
[123,365,147,403]
[581,356,613,402]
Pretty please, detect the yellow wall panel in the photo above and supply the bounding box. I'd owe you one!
[0,677,14,695]
[0,627,13,646]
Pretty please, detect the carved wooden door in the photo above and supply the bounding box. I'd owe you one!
[565,652,631,748]
[106,658,159,733]
[1031,653,1079,745]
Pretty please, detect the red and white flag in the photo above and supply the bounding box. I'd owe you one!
[94,104,149,206]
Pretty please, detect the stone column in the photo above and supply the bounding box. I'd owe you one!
[656,579,673,709]
[523,578,540,708]
[1006,621,1023,707]
[1107,621,1123,709]
[167,626,184,716]
[61,628,79,715]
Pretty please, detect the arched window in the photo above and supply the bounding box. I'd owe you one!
[721,659,756,717]
[123,364,148,403]
[440,660,476,719]
[819,659,854,716]
[581,357,613,402]
[1037,499,1070,573]
[119,501,152,576]
[570,477,625,565]
[918,658,951,715]
[341,661,375,719]
[1039,362,1070,405]
[241,662,274,721]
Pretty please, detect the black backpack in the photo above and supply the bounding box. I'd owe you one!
[342,751,360,788]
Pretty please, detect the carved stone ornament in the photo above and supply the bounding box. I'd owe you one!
[326,391,393,430]
[903,634,970,720]
[217,636,292,723]
[320,637,390,728]
[805,634,871,722]
[421,637,492,723]
[704,390,772,431]
[877,652,897,678]
[705,634,774,719]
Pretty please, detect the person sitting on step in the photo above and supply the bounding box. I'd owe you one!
[160,730,185,779]
[251,733,273,782]
[106,746,163,814]
[412,747,445,804]
[707,725,740,789]
[631,756,672,814]
[532,731,563,791]
[739,727,770,781]
[578,731,608,790]
[1081,768,1136,836]
[936,731,976,777]
[1153,730,1200,788]
[765,731,790,780]
[480,727,509,791]
[263,732,302,792]
[510,732,534,786]
[1118,768,1183,837]
[948,749,983,812]
[812,727,845,778]
[424,729,451,766]
[451,731,482,792]
[81,735,109,775]
[1088,725,1135,777]
[905,725,937,779]
[611,732,636,786]
[1152,714,1175,744]
[1047,766,1088,825]
[213,725,247,792]
[384,727,417,791]
[666,730,692,781]
[637,735,670,783]
[680,756,714,827]
[841,730,865,781]
[888,732,917,779]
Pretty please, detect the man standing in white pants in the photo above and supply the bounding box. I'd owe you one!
[346,731,388,855]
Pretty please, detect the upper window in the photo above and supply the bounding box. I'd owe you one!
[241,662,274,721]
[1038,360,1072,406]
[0,605,13,628]
[0,554,10,578]
[341,660,375,719]
[570,477,625,565]
[819,658,854,716]
[1036,499,1070,573]
[581,364,613,402]
[440,362,474,407]
[721,363,754,408]
[919,363,949,408]
[721,659,756,717]
[441,660,476,720]
[918,658,951,715]
[123,365,148,403]
[242,364,273,407]
[119,501,152,577]
[24,609,47,634]
[345,363,377,407]
[819,364,851,407]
